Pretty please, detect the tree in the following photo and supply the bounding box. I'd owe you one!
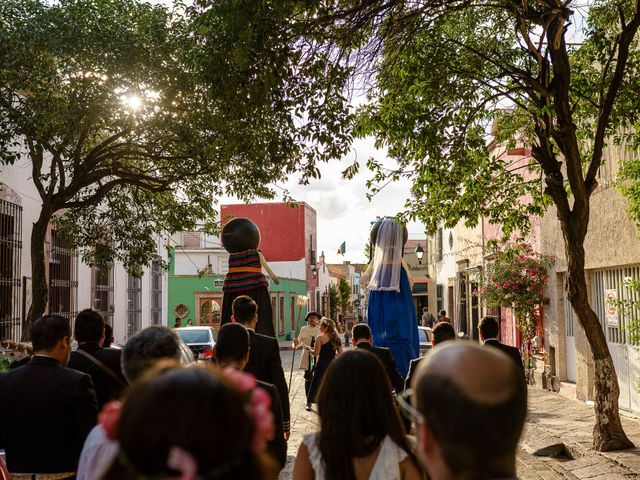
[0,0,349,340]
[338,277,352,315]
[260,0,640,450]
[328,283,340,321]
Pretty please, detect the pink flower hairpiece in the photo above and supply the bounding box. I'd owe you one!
[98,400,122,440]
[223,366,275,453]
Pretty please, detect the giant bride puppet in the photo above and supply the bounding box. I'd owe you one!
[363,217,419,377]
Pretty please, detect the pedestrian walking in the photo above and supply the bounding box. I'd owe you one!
[293,312,321,397]
[306,318,342,411]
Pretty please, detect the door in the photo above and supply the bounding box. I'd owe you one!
[562,277,577,383]
[198,297,222,329]
[590,268,640,412]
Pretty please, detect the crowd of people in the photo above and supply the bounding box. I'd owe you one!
[0,296,527,480]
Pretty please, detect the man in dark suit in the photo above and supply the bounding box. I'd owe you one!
[67,309,127,407]
[479,315,525,378]
[231,295,291,437]
[0,315,99,475]
[351,323,405,393]
[215,323,287,471]
[405,321,457,393]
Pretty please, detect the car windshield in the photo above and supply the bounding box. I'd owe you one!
[177,329,210,344]
[418,329,428,343]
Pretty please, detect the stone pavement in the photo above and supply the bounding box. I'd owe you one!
[278,350,640,479]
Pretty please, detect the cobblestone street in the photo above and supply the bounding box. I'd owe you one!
[279,350,640,479]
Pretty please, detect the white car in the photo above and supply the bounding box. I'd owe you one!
[174,326,217,362]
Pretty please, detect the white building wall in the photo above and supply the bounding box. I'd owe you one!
[1,155,168,344]
[435,226,457,317]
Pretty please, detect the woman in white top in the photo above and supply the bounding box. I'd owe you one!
[293,350,423,480]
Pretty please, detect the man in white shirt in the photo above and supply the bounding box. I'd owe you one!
[293,311,321,396]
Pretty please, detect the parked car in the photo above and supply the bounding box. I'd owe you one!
[174,326,217,362]
[418,326,433,355]
[177,338,197,366]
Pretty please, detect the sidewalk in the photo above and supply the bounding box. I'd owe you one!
[278,349,640,479]
[519,387,640,479]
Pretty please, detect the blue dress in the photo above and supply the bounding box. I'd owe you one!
[366,267,419,378]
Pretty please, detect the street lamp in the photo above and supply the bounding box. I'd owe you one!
[414,244,424,264]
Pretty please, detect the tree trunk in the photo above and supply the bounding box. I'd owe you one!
[22,206,52,342]
[563,226,634,451]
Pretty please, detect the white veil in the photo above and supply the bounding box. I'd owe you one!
[368,218,404,292]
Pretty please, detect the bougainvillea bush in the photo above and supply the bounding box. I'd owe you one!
[480,242,554,341]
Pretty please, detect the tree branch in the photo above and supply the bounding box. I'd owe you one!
[586,10,640,188]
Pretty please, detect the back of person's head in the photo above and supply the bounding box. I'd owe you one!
[122,326,181,383]
[104,367,274,480]
[74,309,105,343]
[432,321,456,344]
[320,318,341,348]
[31,315,71,352]
[479,315,500,340]
[232,296,258,325]
[316,350,416,480]
[413,342,527,478]
[104,323,114,348]
[351,323,372,342]
[438,309,446,317]
[216,323,249,364]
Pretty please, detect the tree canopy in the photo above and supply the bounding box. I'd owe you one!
[243,0,640,451]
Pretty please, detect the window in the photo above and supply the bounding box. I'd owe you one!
[49,230,78,321]
[93,265,114,325]
[199,298,221,325]
[181,231,202,248]
[279,295,285,335]
[127,274,142,337]
[0,199,22,341]
[290,294,296,331]
[436,284,444,312]
[150,260,162,325]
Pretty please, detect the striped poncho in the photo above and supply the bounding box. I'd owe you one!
[222,249,269,293]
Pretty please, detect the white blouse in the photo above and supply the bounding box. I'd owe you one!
[303,433,409,480]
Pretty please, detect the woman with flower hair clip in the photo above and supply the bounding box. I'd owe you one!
[101,367,277,480]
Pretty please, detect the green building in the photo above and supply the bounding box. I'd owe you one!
[168,273,309,341]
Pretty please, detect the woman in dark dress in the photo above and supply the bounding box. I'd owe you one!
[306,319,343,410]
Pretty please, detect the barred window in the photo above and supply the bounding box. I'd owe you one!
[150,260,162,325]
[0,199,22,341]
[48,230,78,322]
[93,265,114,325]
[127,274,142,337]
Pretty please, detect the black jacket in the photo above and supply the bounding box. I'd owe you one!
[404,356,425,394]
[67,343,127,407]
[355,342,406,393]
[245,330,290,432]
[0,356,99,473]
[257,380,287,471]
[484,338,525,378]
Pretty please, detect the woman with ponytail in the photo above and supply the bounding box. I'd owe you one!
[306,318,343,411]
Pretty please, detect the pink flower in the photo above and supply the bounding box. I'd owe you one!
[223,367,275,454]
[167,446,199,480]
[224,366,257,391]
[98,400,122,440]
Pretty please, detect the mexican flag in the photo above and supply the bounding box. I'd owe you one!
[337,241,346,255]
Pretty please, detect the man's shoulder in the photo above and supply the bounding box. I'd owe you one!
[372,345,393,358]
[253,332,278,348]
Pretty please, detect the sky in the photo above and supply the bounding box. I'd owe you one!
[219,137,426,265]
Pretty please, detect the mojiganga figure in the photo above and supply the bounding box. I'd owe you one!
[220,217,279,337]
[362,217,419,377]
